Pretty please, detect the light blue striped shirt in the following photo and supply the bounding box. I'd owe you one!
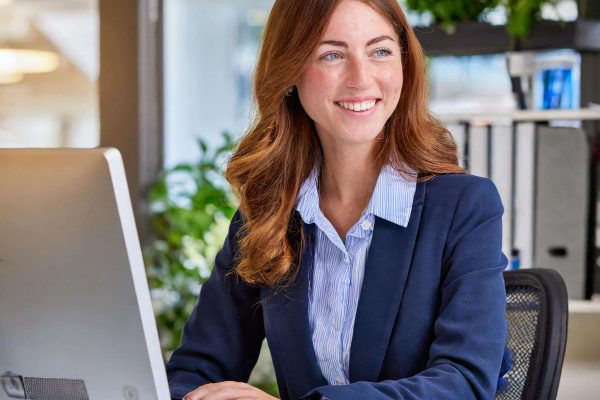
[295,162,417,386]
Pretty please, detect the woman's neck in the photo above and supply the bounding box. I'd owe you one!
[316,145,381,242]
[319,146,380,207]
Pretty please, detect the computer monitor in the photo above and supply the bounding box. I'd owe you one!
[0,148,170,400]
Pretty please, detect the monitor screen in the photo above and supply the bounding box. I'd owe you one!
[0,148,169,400]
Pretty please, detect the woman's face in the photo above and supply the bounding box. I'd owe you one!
[296,0,403,149]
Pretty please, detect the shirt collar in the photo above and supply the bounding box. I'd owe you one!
[295,164,321,225]
[295,161,417,228]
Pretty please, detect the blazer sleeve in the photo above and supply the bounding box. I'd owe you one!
[166,210,266,400]
[301,177,508,400]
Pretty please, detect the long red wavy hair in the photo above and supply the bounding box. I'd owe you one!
[226,0,464,287]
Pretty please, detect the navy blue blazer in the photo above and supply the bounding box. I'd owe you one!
[167,173,508,400]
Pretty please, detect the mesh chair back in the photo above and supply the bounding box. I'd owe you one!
[496,268,568,400]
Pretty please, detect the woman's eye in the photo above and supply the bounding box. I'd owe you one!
[321,52,342,61]
[374,48,392,57]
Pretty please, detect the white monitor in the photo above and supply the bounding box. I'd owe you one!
[0,148,170,400]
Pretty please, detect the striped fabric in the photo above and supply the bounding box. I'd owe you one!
[295,162,417,386]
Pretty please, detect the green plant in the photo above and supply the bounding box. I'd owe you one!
[406,0,501,28]
[405,0,562,38]
[504,0,559,38]
[144,131,279,396]
[144,132,237,358]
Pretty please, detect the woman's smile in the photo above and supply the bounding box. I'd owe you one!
[335,98,382,116]
[296,0,403,146]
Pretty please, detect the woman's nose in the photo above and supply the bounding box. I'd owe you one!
[345,58,372,90]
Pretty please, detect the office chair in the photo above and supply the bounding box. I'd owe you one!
[496,268,568,400]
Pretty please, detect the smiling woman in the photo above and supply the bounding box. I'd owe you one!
[296,1,403,161]
[166,1,509,400]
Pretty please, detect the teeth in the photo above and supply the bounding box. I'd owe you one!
[337,100,377,112]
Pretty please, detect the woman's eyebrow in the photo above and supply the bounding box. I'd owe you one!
[319,35,395,47]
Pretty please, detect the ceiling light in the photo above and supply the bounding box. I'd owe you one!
[0,49,59,76]
[0,72,23,84]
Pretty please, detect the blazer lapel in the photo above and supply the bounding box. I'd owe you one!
[348,179,426,383]
[261,221,327,399]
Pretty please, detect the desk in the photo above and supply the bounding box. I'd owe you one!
[556,300,600,399]
[557,362,600,400]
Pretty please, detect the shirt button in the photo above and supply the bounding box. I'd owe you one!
[343,254,350,263]
[335,376,344,384]
[360,220,372,230]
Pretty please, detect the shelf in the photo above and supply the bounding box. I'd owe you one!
[569,299,600,313]
[435,108,600,124]
[415,19,600,56]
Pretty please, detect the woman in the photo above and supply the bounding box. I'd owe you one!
[167,0,508,399]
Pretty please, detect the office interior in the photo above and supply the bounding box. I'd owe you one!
[0,0,599,399]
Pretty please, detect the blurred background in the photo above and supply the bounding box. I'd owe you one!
[1,0,599,398]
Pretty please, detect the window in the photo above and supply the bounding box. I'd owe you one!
[0,0,99,148]
[163,0,273,168]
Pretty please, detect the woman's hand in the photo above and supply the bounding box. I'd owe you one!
[183,381,279,400]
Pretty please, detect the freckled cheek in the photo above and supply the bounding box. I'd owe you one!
[382,71,403,100]
[302,68,334,100]
[299,68,336,110]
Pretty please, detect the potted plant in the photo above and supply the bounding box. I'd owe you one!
[406,0,563,38]
[404,0,600,57]
[144,132,238,357]
[143,131,279,396]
